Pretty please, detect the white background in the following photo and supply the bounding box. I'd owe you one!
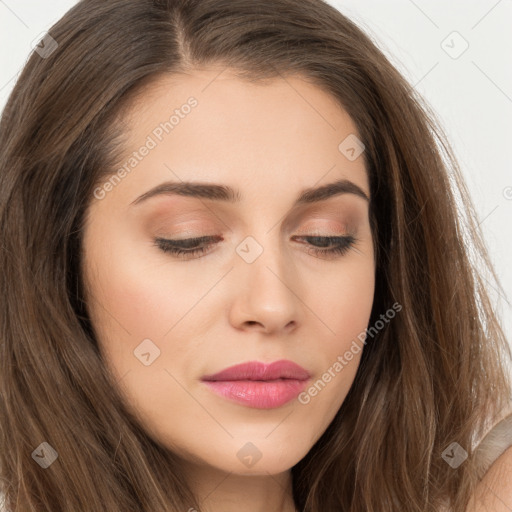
[0,1,511,350]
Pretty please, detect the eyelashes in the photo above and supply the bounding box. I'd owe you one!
[154,235,222,259]
[153,234,358,260]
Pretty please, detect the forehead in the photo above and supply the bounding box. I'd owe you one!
[101,67,369,208]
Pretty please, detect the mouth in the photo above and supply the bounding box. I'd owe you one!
[201,360,310,409]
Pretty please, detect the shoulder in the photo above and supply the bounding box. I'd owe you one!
[466,444,512,511]
[473,409,512,480]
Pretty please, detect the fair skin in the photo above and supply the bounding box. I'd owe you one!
[81,67,375,511]
[467,446,512,511]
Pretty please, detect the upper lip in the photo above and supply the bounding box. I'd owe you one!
[201,360,310,382]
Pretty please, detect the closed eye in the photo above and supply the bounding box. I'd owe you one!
[153,234,358,260]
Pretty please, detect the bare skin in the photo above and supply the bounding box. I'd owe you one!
[467,445,512,511]
[82,66,375,512]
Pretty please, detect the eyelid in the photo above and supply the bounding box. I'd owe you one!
[295,228,350,237]
[153,233,359,261]
[293,223,352,237]
[150,206,355,232]
[159,220,352,238]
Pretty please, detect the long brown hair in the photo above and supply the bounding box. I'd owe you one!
[1,0,511,510]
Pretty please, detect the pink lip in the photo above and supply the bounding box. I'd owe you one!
[201,360,310,409]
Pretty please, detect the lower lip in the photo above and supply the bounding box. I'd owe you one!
[202,379,308,409]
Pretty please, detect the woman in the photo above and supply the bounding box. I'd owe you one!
[0,0,511,510]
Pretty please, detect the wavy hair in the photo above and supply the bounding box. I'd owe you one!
[1,0,511,510]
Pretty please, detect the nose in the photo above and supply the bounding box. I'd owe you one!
[227,238,302,335]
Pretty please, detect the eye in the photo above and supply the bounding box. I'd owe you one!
[292,235,357,258]
[153,234,358,260]
[153,235,221,259]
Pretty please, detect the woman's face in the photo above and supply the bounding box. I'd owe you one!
[82,67,375,477]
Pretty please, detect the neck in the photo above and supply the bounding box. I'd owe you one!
[182,461,297,512]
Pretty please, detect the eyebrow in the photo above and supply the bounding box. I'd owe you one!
[130,177,370,207]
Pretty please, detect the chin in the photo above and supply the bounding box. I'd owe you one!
[203,439,310,476]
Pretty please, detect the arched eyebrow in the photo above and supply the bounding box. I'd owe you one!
[130,178,370,207]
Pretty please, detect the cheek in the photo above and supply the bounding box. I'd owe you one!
[318,258,375,345]
[81,224,177,371]
[302,258,374,408]
[84,220,196,337]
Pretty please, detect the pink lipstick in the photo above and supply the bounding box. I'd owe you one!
[201,360,310,409]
